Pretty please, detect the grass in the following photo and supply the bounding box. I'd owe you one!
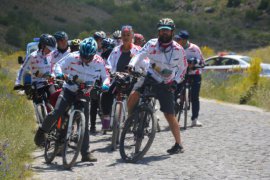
[242,46,270,64]
[0,51,36,180]
[201,57,270,111]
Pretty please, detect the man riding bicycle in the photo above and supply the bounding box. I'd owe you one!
[14,34,57,97]
[174,30,204,127]
[34,37,110,162]
[127,18,187,154]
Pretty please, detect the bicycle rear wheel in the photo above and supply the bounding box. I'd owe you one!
[62,111,85,169]
[119,107,156,163]
[111,103,123,151]
[44,127,58,164]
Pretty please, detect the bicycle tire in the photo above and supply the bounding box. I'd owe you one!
[119,107,156,163]
[44,127,58,164]
[111,103,122,151]
[62,111,85,169]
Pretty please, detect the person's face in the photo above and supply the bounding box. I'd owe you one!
[57,39,68,50]
[121,31,133,45]
[96,38,103,49]
[81,55,94,64]
[43,46,52,55]
[178,39,188,47]
[158,29,173,43]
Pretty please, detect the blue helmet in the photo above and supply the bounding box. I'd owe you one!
[79,37,97,59]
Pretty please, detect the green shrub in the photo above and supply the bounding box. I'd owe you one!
[227,0,241,8]
[245,10,263,21]
[258,0,269,10]
[5,27,22,47]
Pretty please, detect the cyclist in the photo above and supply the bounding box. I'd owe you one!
[100,25,145,130]
[50,31,70,71]
[134,33,146,47]
[69,39,81,52]
[174,30,204,127]
[101,38,115,61]
[34,37,110,162]
[89,38,115,133]
[127,18,187,154]
[14,34,57,97]
[93,31,106,56]
[112,30,122,46]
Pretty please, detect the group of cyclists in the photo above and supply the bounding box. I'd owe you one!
[14,17,205,163]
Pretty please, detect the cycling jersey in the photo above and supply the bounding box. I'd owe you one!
[184,43,204,75]
[15,50,51,86]
[49,48,70,73]
[129,38,187,83]
[108,43,149,74]
[54,52,110,92]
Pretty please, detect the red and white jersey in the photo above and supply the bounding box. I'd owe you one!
[49,48,70,73]
[107,43,148,73]
[54,52,110,92]
[184,43,204,75]
[129,38,187,83]
[15,50,51,85]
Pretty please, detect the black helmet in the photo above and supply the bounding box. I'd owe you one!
[157,18,175,31]
[53,31,68,41]
[39,34,56,50]
[101,38,115,50]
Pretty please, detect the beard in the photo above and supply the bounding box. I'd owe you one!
[158,33,173,43]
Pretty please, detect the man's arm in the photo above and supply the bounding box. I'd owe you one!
[15,55,31,85]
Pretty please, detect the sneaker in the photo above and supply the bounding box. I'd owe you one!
[34,128,46,147]
[167,143,184,154]
[81,153,98,162]
[191,119,203,127]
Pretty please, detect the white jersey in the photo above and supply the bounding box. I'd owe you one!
[54,52,110,92]
[15,50,51,85]
[129,38,187,83]
[49,48,70,73]
[107,43,149,74]
[184,43,204,75]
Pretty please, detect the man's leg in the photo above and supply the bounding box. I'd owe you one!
[90,98,98,132]
[81,100,97,162]
[190,75,202,126]
[127,90,140,116]
[157,85,184,154]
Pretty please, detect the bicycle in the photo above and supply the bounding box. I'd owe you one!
[174,63,204,129]
[44,82,92,169]
[110,72,134,151]
[119,74,158,163]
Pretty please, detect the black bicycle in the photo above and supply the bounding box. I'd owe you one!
[119,74,158,163]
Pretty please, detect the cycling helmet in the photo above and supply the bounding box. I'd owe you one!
[79,37,97,59]
[70,39,81,52]
[53,31,68,41]
[70,39,81,46]
[157,18,175,30]
[93,31,106,40]
[101,38,115,50]
[39,34,56,50]
[178,30,189,39]
[134,33,145,43]
[112,30,121,39]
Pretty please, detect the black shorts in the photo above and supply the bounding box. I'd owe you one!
[134,77,175,115]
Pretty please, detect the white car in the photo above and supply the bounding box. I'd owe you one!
[204,54,270,77]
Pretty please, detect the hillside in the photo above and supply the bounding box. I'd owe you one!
[0,0,270,52]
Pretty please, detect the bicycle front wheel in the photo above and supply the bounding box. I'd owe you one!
[44,127,58,164]
[62,111,85,169]
[119,107,157,163]
[111,103,123,151]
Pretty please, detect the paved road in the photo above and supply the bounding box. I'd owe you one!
[31,99,270,180]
